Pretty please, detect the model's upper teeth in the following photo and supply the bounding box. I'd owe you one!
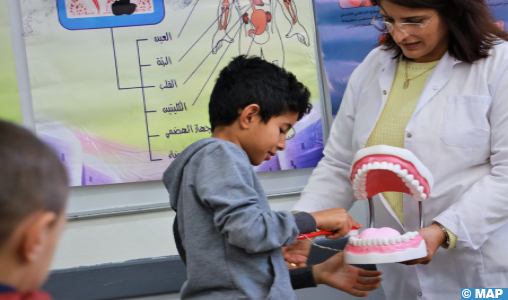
[348,231,419,245]
[352,162,427,201]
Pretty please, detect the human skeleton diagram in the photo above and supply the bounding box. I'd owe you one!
[211,0,310,67]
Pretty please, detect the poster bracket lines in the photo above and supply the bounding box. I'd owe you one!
[111,28,155,90]
[110,27,161,162]
[136,38,162,161]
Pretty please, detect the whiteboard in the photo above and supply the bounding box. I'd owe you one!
[6,0,332,219]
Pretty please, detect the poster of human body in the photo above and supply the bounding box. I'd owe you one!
[0,0,22,124]
[314,0,508,117]
[20,0,324,186]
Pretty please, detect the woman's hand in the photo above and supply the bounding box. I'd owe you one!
[313,252,382,297]
[283,240,312,269]
[399,223,446,265]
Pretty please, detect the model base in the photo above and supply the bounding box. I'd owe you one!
[344,239,427,264]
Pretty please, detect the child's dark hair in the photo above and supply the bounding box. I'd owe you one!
[209,56,312,131]
[0,120,68,247]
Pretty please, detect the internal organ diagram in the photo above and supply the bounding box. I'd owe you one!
[211,0,310,67]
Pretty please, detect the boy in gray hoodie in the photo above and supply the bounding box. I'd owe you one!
[163,56,382,299]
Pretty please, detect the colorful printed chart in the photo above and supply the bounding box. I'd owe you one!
[20,0,324,186]
[0,0,22,124]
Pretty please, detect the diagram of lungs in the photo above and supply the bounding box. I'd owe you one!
[57,0,165,29]
[339,0,372,8]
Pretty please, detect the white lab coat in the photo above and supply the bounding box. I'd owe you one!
[294,42,508,299]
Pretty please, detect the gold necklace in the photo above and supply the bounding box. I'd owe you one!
[403,58,437,89]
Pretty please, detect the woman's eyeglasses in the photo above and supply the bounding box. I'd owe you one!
[371,12,438,35]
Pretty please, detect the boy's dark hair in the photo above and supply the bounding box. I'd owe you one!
[372,0,508,63]
[0,120,68,247]
[209,56,312,131]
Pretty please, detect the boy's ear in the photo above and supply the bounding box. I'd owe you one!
[18,212,57,263]
[239,104,261,129]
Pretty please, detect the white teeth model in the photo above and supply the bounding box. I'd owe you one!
[351,160,429,202]
[350,145,434,204]
[349,231,423,248]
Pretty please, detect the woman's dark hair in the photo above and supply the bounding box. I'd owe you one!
[372,0,508,63]
[209,55,312,131]
[0,120,68,247]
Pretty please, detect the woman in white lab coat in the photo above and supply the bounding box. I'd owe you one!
[287,0,508,299]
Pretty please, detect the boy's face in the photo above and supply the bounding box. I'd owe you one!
[243,112,299,166]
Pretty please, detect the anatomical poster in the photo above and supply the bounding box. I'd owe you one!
[20,0,324,186]
[0,0,22,124]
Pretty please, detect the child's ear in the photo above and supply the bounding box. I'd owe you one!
[239,104,261,129]
[18,212,57,263]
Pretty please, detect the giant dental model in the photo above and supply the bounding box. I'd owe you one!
[344,145,434,264]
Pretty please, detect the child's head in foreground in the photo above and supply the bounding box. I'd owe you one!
[209,55,312,166]
[0,120,68,291]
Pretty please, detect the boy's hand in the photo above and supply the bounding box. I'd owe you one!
[313,252,382,297]
[310,208,362,239]
[283,241,312,268]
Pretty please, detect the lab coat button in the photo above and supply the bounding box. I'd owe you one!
[433,86,439,90]
[407,133,412,138]
[383,90,387,95]
[418,292,422,297]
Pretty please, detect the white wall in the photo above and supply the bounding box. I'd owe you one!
[52,193,299,269]
[52,192,368,270]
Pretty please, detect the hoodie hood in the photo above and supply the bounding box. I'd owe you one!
[163,138,222,209]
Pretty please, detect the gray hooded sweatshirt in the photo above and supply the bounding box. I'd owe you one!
[163,138,316,300]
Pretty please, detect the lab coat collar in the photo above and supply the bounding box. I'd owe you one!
[376,47,463,70]
[413,51,463,116]
[375,48,465,120]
